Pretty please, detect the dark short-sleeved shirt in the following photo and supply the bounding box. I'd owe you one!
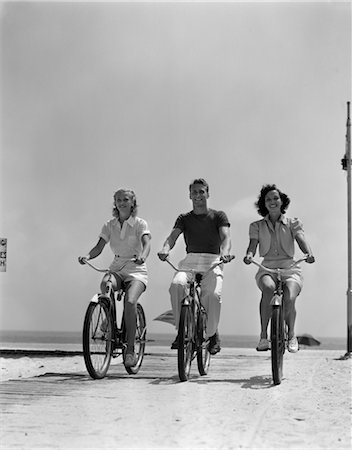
[174,209,230,254]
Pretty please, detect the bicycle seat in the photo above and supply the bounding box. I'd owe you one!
[195,273,203,284]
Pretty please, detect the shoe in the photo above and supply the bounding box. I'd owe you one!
[288,336,299,353]
[256,338,270,351]
[171,335,179,350]
[208,332,221,355]
[124,352,137,368]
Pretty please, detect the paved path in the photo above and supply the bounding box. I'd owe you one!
[0,347,351,449]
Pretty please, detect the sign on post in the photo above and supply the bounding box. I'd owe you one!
[0,238,7,272]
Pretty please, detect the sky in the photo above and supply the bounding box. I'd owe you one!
[0,1,351,340]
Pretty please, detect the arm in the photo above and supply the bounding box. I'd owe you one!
[243,238,259,264]
[157,228,182,260]
[78,237,107,264]
[219,226,232,262]
[295,233,315,263]
[135,234,152,264]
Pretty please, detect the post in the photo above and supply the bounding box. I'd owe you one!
[341,101,351,358]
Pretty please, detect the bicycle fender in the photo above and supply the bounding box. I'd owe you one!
[90,294,99,303]
[270,294,282,306]
[182,297,190,306]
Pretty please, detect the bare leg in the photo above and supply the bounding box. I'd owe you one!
[258,275,276,339]
[124,280,146,353]
[283,281,301,339]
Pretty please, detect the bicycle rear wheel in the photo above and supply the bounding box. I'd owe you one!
[270,305,285,385]
[197,310,210,376]
[178,304,194,382]
[83,300,113,379]
[124,303,147,375]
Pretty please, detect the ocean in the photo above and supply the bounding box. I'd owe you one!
[0,330,347,352]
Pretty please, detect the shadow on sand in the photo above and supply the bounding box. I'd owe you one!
[38,371,274,389]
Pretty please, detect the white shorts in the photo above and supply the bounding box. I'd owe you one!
[109,257,148,287]
[255,258,303,291]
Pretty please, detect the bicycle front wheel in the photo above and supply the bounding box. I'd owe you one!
[178,304,195,382]
[124,303,147,375]
[83,300,113,379]
[270,305,285,385]
[197,310,210,376]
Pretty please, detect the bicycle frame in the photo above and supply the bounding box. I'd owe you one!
[81,258,147,378]
[84,259,130,344]
[163,256,234,381]
[248,257,307,385]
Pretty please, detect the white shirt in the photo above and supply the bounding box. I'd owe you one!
[99,216,151,258]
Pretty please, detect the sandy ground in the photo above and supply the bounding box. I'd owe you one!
[0,346,351,450]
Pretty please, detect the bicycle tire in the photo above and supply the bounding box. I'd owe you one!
[271,305,285,385]
[196,310,210,376]
[83,299,113,379]
[124,303,147,375]
[178,304,194,382]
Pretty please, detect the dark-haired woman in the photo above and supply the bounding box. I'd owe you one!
[243,184,315,352]
[78,189,151,368]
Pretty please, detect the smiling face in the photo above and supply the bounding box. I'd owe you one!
[114,190,134,217]
[264,189,283,215]
[189,183,209,209]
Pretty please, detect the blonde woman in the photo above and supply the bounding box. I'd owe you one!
[79,189,151,367]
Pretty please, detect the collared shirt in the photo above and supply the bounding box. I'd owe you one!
[99,216,151,258]
[249,215,304,258]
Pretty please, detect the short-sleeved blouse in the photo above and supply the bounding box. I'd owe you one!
[99,216,151,258]
[249,215,304,258]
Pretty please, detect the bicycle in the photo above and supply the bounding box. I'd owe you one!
[162,256,234,382]
[248,257,308,385]
[81,259,147,379]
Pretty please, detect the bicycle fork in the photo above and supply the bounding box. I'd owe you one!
[270,278,288,349]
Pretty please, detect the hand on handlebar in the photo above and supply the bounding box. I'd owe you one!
[220,254,235,264]
[243,253,253,265]
[134,256,146,265]
[305,254,315,264]
[157,251,169,261]
[78,256,88,265]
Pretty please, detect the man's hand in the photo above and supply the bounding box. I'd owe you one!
[78,256,88,265]
[157,251,169,261]
[220,254,235,264]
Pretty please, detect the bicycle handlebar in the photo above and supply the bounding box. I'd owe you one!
[248,257,307,274]
[162,255,235,277]
[80,258,135,273]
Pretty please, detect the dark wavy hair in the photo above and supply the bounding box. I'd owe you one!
[255,184,290,217]
[189,178,209,194]
[112,189,138,218]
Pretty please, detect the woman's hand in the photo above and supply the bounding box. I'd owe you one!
[134,256,146,265]
[243,253,253,265]
[305,254,315,264]
[157,251,169,261]
[78,256,88,265]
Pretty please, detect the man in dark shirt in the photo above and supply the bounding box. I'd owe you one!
[158,178,233,354]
